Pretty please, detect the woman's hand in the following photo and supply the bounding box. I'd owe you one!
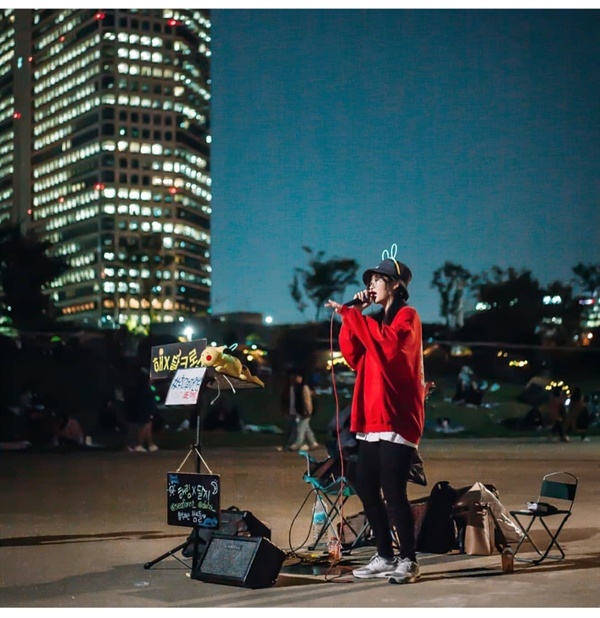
[352,290,372,308]
[324,299,342,313]
[325,290,371,313]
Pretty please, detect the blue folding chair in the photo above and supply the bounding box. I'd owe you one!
[298,450,371,552]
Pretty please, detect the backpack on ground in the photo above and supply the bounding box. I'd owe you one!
[416,480,459,553]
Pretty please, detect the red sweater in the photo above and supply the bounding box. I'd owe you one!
[338,304,425,445]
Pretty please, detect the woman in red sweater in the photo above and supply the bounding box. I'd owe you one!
[325,246,425,584]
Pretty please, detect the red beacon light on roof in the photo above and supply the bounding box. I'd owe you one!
[95,12,106,20]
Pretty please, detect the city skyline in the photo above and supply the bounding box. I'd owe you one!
[1,9,213,329]
[208,8,599,325]
[2,6,599,330]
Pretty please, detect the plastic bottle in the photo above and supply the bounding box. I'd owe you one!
[328,536,341,562]
[501,547,514,573]
[311,499,327,546]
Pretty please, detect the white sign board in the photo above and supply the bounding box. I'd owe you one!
[165,367,207,406]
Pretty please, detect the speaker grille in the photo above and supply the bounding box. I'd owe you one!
[192,534,286,588]
[201,536,257,579]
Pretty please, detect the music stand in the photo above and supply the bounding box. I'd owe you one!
[143,357,262,571]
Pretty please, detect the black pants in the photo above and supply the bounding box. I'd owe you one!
[550,419,567,441]
[354,440,416,561]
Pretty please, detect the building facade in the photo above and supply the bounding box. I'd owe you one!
[0,8,212,330]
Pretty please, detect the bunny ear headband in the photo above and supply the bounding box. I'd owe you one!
[381,243,401,277]
[361,243,413,298]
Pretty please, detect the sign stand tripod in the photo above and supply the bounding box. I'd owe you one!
[142,339,262,572]
[144,362,219,570]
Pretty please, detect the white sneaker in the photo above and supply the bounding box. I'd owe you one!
[388,558,420,584]
[147,444,159,452]
[289,444,309,452]
[352,554,398,579]
[128,445,147,453]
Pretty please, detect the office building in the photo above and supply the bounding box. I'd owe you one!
[0,8,212,330]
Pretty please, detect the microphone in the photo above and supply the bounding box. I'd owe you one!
[344,297,369,307]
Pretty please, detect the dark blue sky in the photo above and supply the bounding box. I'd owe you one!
[209,8,599,325]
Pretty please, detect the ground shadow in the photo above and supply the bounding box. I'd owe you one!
[0,530,184,548]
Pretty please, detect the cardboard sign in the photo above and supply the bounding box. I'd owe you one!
[164,367,207,406]
[167,472,221,528]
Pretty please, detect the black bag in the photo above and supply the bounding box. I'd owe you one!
[408,450,427,486]
[416,481,458,553]
[527,501,558,515]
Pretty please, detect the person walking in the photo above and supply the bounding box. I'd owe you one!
[325,244,425,584]
[288,372,319,451]
[277,372,299,451]
[548,385,569,442]
[124,364,160,453]
[564,386,590,441]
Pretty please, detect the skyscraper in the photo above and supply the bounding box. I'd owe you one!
[0,8,212,331]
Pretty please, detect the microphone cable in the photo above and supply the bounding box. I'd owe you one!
[323,310,354,580]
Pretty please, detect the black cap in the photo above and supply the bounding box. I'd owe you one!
[362,258,412,298]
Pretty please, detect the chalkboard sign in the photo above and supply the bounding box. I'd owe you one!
[167,472,221,528]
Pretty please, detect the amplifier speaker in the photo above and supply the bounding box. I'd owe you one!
[182,507,271,559]
[191,534,286,588]
[218,507,271,539]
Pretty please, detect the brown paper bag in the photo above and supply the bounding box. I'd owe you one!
[464,502,496,555]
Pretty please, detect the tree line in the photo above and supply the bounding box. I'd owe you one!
[1,227,598,347]
[290,248,599,346]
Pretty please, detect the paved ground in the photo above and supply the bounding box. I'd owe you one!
[0,437,598,610]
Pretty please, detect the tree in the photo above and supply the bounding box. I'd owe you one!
[431,261,472,329]
[0,224,68,330]
[537,280,579,345]
[290,247,359,321]
[572,263,600,294]
[464,266,544,343]
[471,266,542,310]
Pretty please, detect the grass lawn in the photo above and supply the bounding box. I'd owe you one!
[135,375,598,451]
